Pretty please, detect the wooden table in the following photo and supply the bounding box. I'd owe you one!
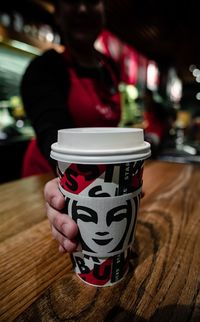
[1,161,200,322]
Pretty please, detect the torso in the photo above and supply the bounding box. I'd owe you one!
[63,49,121,127]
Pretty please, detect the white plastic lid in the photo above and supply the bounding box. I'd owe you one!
[51,127,151,164]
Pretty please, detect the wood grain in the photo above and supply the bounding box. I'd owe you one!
[0,162,200,322]
[0,173,54,242]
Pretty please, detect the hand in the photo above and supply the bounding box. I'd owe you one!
[44,178,79,253]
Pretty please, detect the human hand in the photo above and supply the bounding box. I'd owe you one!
[44,178,79,253]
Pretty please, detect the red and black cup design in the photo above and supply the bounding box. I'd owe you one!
[71,248,130,287]
[57,160,144,197]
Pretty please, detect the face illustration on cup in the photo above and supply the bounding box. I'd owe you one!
[75,198,131,254]
[60,189,141,257]
[51,127,151,286]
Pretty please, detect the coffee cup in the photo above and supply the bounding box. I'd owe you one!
[51,127,151,286]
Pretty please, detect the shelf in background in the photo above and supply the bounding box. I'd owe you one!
[0,25,63,54]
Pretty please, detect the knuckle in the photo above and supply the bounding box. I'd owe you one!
[52,226,65,245]
[53,214,62,229]
[44,182,50,199]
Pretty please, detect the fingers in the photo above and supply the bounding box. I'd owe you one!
[59,244,67,253]
[51,224,77,253]
[46,200,79,253]
[44,178,65,210]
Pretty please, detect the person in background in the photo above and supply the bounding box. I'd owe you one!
[142,88,171,157]
[20,0,121,253]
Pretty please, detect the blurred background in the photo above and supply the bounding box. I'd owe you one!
[0,0,200,183]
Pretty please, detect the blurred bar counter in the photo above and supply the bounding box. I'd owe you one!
[156,134,200,165]
[0,125,34,183]
[156,147,200,164]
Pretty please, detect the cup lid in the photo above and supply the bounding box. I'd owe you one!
[51,127,151,164]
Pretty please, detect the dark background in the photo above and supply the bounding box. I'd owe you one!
[1,0,200,82]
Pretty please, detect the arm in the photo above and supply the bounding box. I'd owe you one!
[20,49,72,169]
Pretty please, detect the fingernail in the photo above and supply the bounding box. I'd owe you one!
[51,196,58,208]
[63,239,70,250]
[75,243,82,252]
[62,224,68,236]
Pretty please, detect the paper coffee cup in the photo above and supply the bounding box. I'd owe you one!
[51,127,151,286]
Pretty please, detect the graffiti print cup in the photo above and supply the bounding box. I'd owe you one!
[51,127,151,286]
